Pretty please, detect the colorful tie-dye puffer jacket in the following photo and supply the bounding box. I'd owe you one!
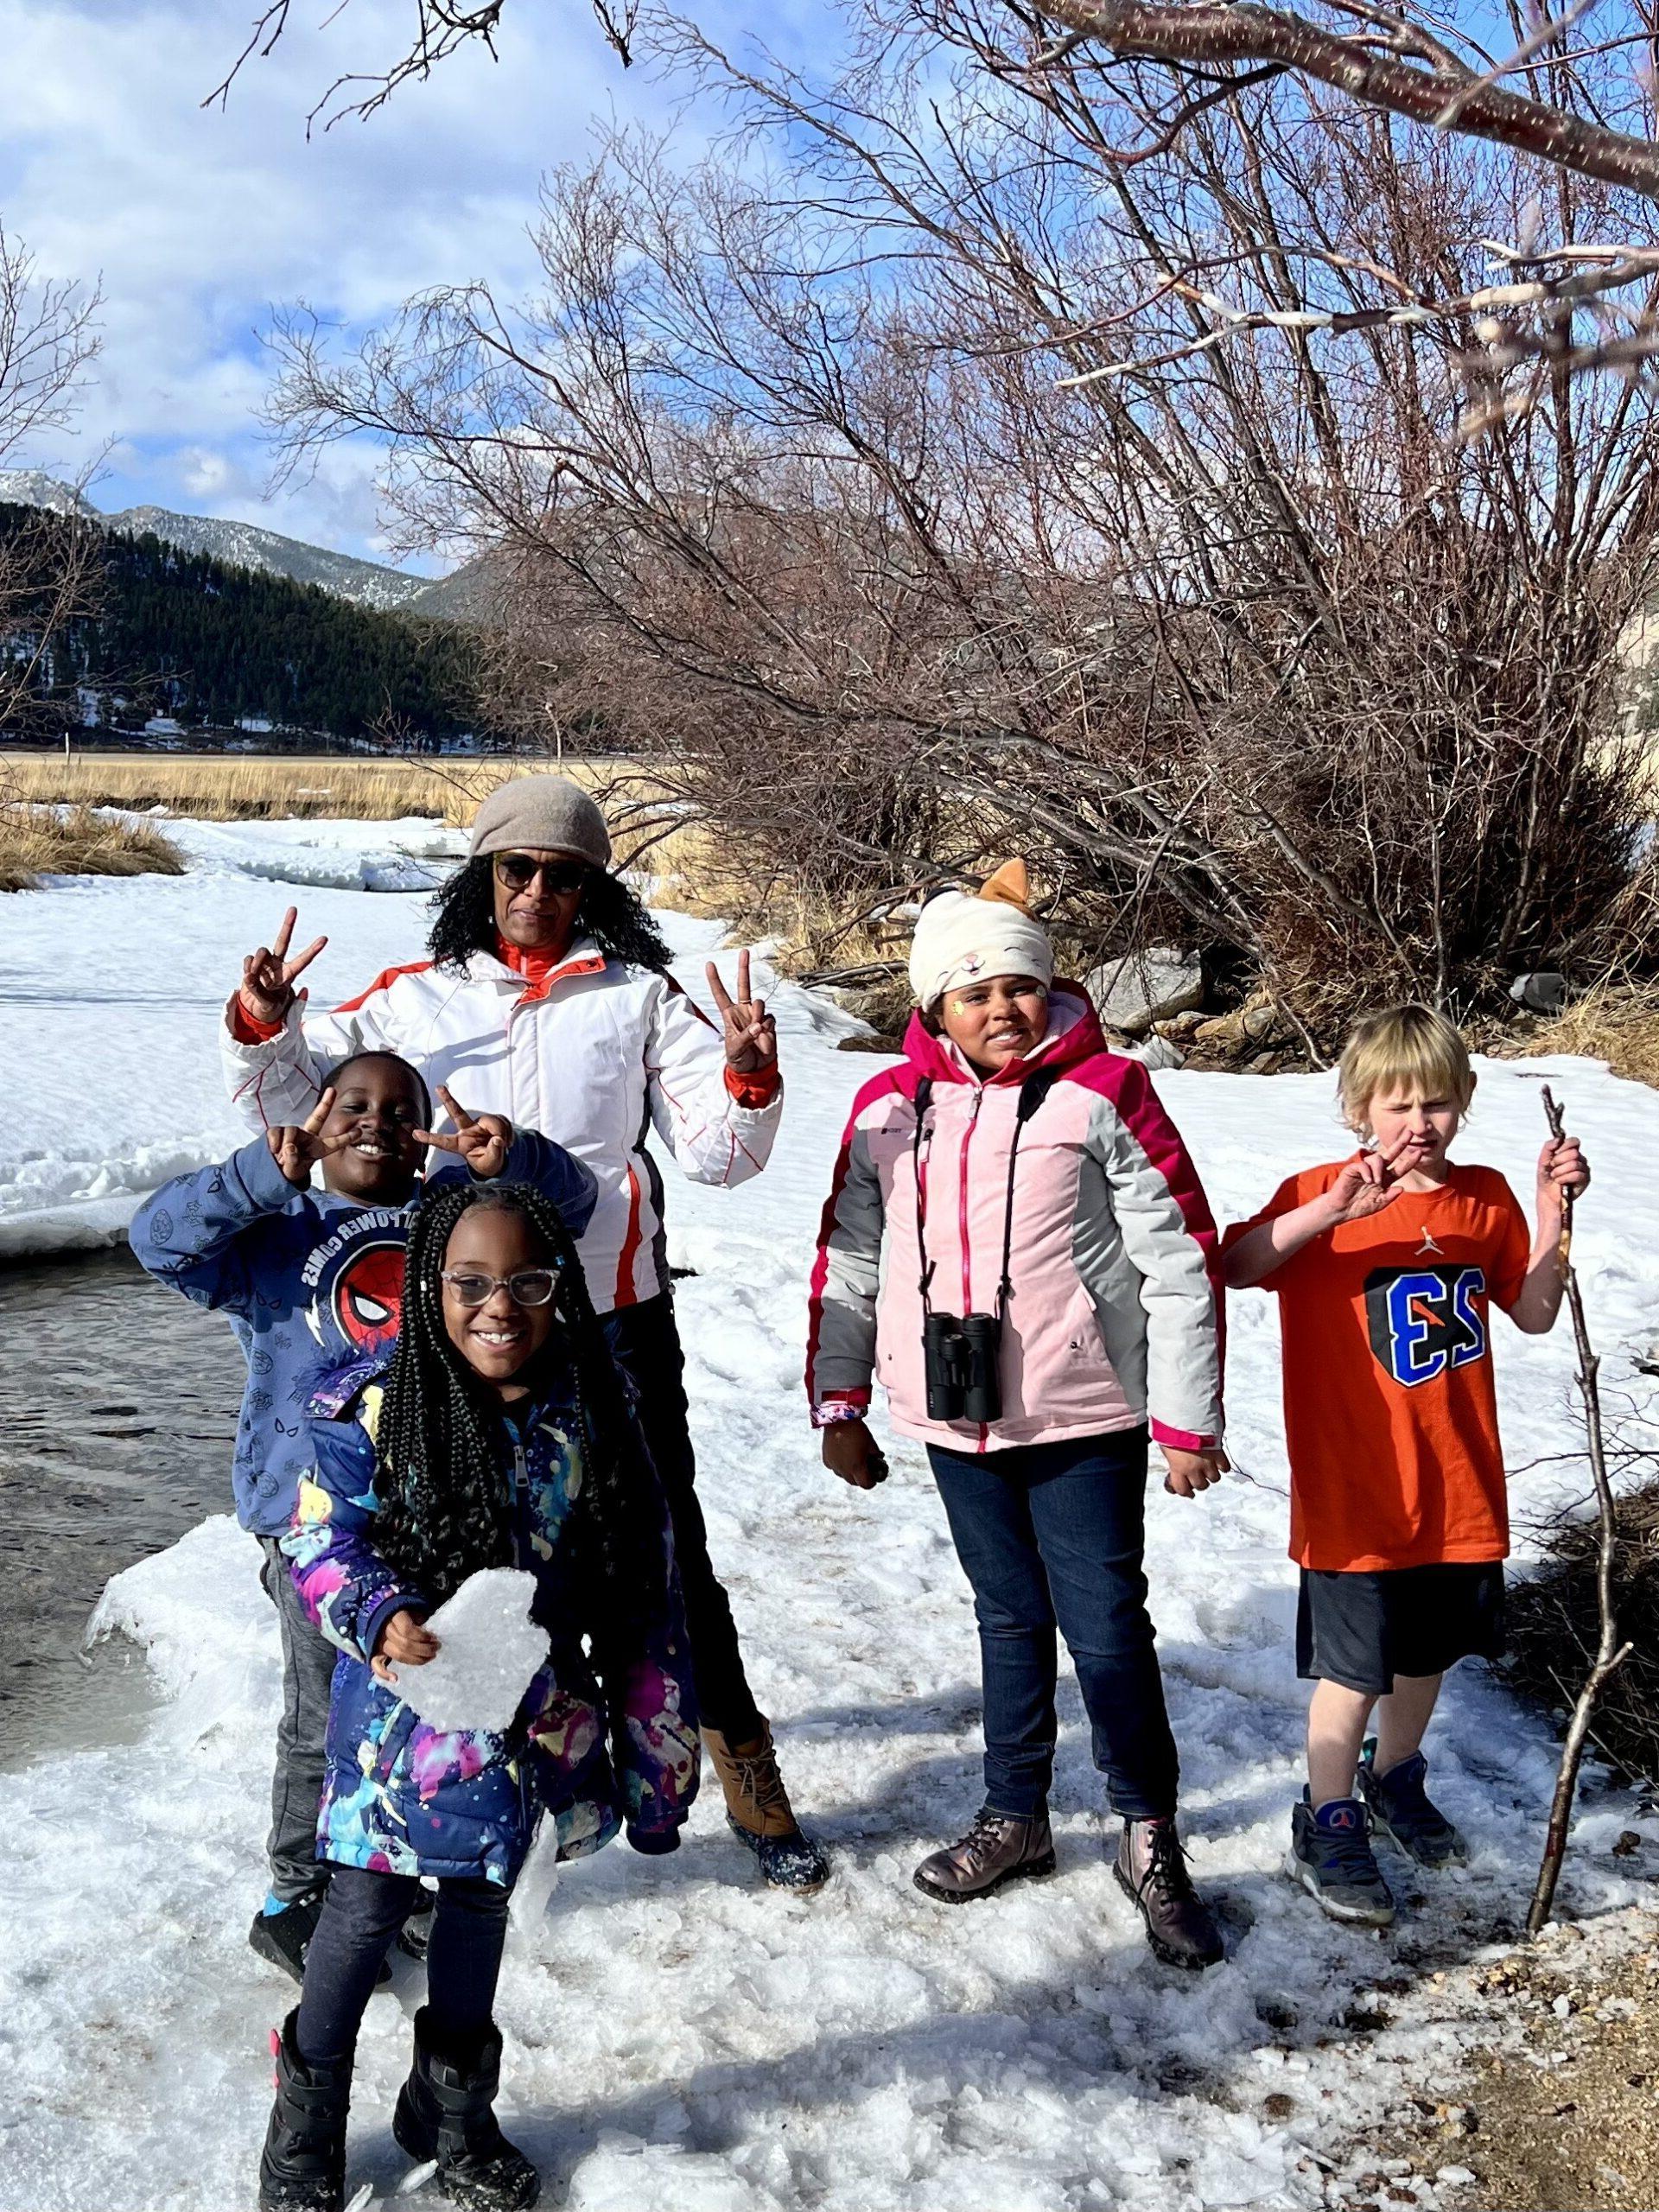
[283,1361,701,1886]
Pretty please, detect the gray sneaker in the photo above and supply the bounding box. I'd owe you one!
[913,1807,1056,1903]
[1357,1744,1468,1868]
[1286,1793,1395,1926]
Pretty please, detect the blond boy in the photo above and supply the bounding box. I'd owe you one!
[1224,1006,1589,1924]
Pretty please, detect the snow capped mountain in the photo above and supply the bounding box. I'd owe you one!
[0,473,453,613]
[102,505,434,612]
[0,468,98,518]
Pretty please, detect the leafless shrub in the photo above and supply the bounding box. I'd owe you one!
[0,228,100,740]
[1508,1473,1659,1789]
[266,22,1659,1040]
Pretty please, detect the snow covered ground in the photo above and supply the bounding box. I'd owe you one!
[2,819,1656,2212]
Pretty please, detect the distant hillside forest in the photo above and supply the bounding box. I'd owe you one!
[0,503,480,744]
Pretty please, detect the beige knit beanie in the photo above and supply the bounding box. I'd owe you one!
[907,861,1054,1009]
[467,775,613,868]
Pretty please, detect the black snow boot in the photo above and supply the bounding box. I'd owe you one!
[392,2005,541,2211]
[397,1882,437,1963]
[251,1888,392,1989]
[249,1891,326,1986]
[258,2009,353,2212]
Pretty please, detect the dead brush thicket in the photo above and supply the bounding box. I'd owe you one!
[273,36,1659,1058]
[1506,1478,1659,1788]
[0,801,185,892]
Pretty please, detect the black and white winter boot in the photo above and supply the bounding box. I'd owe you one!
[258,2009,353,2212]
[392,2005,541,2211]
[397,1881,437,1962]
[249,1892,326,1986]
[250,1887,392,1988]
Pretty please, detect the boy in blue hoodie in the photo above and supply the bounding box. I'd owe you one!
[130,1052,596,1981]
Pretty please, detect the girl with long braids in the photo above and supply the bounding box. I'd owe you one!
[222,775,827,1891]
[261,1180,699,2212]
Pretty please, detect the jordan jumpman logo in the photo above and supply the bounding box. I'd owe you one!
[1417,1228,1444,1257]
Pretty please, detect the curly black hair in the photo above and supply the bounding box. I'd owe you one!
[427,855,672,973]
[370,1179,668,1640]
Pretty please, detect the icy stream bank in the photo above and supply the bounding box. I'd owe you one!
[2,818,1656,2210]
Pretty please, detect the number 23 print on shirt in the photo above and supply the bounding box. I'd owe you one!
[1364,1264,1489,1388]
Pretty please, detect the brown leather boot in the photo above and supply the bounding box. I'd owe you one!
[1114,1815,1224,1969]
[913,1807,1056,1902]
[702,1723,830,1892]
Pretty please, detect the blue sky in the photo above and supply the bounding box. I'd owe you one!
[0,0,794,574]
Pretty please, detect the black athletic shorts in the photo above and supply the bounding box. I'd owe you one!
[1296,1561,1507,1694]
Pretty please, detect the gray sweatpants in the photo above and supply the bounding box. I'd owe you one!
[257,1536,338,1904]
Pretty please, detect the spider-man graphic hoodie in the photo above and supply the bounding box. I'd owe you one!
[129,1132,597,1535]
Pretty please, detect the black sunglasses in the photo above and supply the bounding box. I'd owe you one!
[493,853,590,897]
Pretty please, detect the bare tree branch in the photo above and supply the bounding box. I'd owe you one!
[1039,0,1659,197]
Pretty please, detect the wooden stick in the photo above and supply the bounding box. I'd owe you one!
[1526,1084,1634,1937]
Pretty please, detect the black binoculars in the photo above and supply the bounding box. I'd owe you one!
[923,1309,1003,1425]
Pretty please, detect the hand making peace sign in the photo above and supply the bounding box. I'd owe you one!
[705,949,778,1075]
[415,1086,515,1180]
[1322,1127,1418,1226]
[239,906,329,1028]
[266,1089,353,1187]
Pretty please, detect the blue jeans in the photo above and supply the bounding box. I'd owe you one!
[296,1867,512,2068]
[927,1428,1179,1821]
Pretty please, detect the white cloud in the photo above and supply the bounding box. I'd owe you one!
[0,0,709,564]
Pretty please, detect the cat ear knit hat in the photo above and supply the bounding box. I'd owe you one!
[468,775,613,868]
[907,861,1054,1010]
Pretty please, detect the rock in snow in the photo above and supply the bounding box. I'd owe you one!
[390,1567,548,1735]
[1086,947,1204,1035]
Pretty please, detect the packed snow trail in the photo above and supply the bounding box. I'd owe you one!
[1,820,1656,2212]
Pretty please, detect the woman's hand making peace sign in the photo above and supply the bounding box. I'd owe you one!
[414,1086,515,1180]
[239,906,329,1028]
[705,949,779,1074]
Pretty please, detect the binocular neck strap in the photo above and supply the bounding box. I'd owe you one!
[912,1067,1061,1320]
[995,1068,1061,1316]
[912,1077,937,1312]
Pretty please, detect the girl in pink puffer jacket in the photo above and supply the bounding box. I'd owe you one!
[806,865,1227,1967]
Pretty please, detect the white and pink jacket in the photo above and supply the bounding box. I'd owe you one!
[806,988,1223,1453]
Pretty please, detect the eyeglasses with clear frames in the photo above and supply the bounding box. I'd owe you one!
[439,1267,561,1308]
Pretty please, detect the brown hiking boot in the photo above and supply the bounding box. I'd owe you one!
[1114,1815,1224,1969]
[702,1723,830,1892]
[913,1806,1056,1903]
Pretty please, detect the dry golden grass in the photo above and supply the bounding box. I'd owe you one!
[0,803,186,892]
[0,751,723,903]
[1489,978,1659,1089]
[0,751,550,825]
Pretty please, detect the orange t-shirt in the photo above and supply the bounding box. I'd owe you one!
[1225,1161,1532,1572]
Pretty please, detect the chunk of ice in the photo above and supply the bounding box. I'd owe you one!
[391,1567,548,1735]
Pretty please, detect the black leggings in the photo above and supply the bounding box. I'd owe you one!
[296,1866,513,2069]
[602,1291,764,1741]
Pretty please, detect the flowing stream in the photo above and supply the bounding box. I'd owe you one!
[0,1246,246,1768]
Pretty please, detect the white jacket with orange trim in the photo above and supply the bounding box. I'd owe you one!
[219,939,782,1315]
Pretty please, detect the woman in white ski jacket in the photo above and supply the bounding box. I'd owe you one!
[221,775,826,1891]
